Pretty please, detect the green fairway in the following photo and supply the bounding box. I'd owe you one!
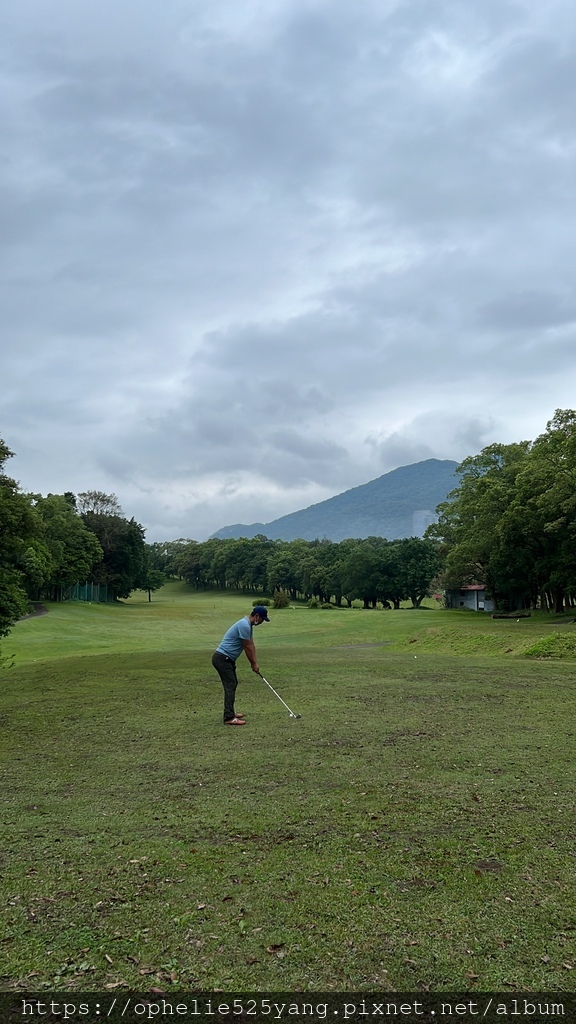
[1,584,575,991]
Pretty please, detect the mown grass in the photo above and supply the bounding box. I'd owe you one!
[1,584,575,992]
[10,582,576,664]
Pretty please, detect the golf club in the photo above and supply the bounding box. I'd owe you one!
[257,672,302,719]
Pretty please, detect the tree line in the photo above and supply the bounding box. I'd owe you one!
[147,534,443,609]
[429,409,576,613]
[0,438,164,643]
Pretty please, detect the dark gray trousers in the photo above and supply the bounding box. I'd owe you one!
[212,651,238,722]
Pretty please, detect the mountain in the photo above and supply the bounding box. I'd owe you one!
[210,458,459,542]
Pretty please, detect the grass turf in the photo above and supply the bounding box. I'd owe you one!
[1,584,575,991]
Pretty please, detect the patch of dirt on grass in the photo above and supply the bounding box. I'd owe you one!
[395,877,437,891]
[474,858,504,873]
[382,729,437,746]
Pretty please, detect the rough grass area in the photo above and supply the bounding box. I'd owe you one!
[1,586,575,992]
[524,632,576,659]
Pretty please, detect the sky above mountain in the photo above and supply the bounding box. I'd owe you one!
[2,0,575,540]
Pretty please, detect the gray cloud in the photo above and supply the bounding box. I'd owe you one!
[2,0,576,540]
[476,290,576,331]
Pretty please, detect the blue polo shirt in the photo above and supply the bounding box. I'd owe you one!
[216,616,252,661]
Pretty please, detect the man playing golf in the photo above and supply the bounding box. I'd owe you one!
[212,606,270,725]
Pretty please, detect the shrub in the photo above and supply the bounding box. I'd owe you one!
[308,597,320,608]
[272,591,291,609]
[322,602,334,609]
[252,598,270,607]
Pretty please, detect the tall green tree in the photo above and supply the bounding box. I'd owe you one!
[430,413,576,611]
[323,539,356,606]
[340,539,390,608]
[225,537,271,592]
[0,439,37,639]
[146,540,193,577]
[393,537,443,608]
[510,410,576,611]
[82,506,147,599]
[76,491,123,516]
[138,559,167,602]
[171,541,204,586]
[21,494,103,599]
[430,442,532,607]
[266,543,301,599]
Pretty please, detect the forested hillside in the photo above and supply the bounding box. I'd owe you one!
[212,458,458,541]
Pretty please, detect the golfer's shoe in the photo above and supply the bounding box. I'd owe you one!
[235,712,246,718]
[224,717,246,726]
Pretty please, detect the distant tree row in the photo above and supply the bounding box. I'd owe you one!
[147,534,443,609]
[0,439,164,643]
[429,409,576,613]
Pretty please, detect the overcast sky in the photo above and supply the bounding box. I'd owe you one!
[2,0,576,541]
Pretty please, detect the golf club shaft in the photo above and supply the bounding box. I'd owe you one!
[258,672,299,717]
